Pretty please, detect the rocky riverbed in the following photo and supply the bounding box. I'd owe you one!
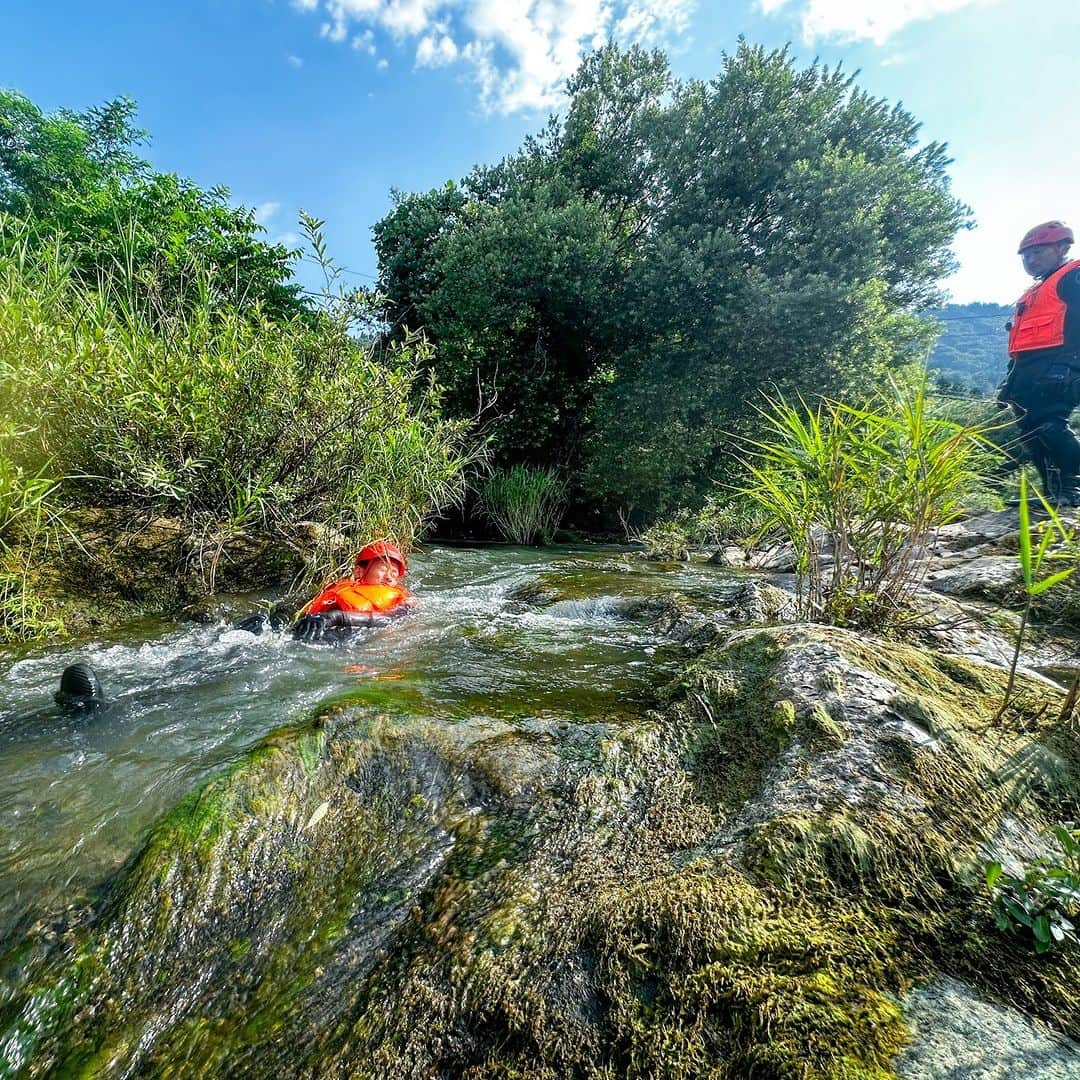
[3,518,1080,1078]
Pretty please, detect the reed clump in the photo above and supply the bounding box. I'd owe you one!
[478,465,567,546]
[740,378,998,627]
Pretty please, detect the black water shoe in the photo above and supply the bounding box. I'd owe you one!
[55,662,105,710]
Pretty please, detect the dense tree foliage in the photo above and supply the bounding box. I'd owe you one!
[926,303,1011,394]
[0,91,302,317]
[375,42,969,521]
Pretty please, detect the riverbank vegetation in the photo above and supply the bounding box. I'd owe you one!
[375,41,970,528]
[738,378,998,627]
[0,93,480,642]
[0,40,1000,637]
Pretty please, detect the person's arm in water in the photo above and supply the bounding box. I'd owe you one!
[292,607,378,641]
[291,582,375,641]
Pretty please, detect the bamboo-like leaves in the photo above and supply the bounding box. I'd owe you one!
[999,471,1079,714]
[739,377,996,626]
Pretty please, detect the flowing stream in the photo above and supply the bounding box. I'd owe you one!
[0,544,738,944]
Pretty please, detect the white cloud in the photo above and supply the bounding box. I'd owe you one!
[293,0,696,114]
[254,201,281,225]
[321,16,348,42]
[287,54,304,68]
[416,31,458,67]
[759,0,998,45]
[377,57,389,70]
[616,0,694,40]
[352,28,378,53]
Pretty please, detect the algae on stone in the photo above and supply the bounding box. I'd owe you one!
[4,616,1080,1078]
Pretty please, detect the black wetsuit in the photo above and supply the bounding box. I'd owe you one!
[999,266,1080,501]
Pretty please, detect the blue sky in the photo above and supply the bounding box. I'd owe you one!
[3,0,1079,304]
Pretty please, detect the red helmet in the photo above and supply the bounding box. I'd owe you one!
[1018,221,1074,253]
[354,541,407,574]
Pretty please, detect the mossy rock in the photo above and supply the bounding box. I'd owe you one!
[4,626,1080,1077]
[1,508,307,644]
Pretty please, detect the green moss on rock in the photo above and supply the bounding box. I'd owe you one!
[5,622,1080,1078]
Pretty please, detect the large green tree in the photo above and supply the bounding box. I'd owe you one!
[0,91,302,318]
[375,41,969,519]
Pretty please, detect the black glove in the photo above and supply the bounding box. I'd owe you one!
[293,610,350,642]
[293,613,328,642]
[236,612,290,634]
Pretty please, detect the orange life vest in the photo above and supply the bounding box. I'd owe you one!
[299,581,410,617]
[1008,259,1080,358]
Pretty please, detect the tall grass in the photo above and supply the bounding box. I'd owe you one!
[0,413,69,641]
[0,214,482,628]
[740,378,997,627]
[997,471,1078,714]
[478,466,566,546]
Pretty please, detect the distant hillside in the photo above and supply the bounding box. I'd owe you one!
[925,302,1012,395]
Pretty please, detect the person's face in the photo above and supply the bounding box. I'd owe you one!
[355,557,401,586]
[1021,241,1070,279]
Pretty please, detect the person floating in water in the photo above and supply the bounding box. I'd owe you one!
[50,544,414,708]
[291,541,413,642]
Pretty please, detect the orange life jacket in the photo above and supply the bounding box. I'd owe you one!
[1008,259,1080,358]
[299,581,410,617]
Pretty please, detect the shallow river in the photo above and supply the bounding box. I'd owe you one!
[0,544,737,943]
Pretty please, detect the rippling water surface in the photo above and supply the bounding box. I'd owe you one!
[0,544,737,939]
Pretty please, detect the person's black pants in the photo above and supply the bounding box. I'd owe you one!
[1001,355,1080,497]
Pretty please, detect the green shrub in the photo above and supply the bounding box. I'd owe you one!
[478,466,566,546]
[0,215,481,589]
[694,492,770,546]
[739,377,997,627]
[638,495,769,561]
[986,825,1080,953]
[639,509,693,560]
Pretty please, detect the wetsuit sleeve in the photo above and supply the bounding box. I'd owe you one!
[1057,268,1080,361]
[337,610,375,628]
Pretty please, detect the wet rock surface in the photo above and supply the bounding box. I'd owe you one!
[5,536,1080,1077]
[896,976,1080,1079]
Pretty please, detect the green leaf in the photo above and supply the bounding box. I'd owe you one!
[1002,897,1034,928]
[1030,568,1076,596]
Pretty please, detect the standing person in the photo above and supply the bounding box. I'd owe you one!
[998,220,1080,506]
[292,541,413,642]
